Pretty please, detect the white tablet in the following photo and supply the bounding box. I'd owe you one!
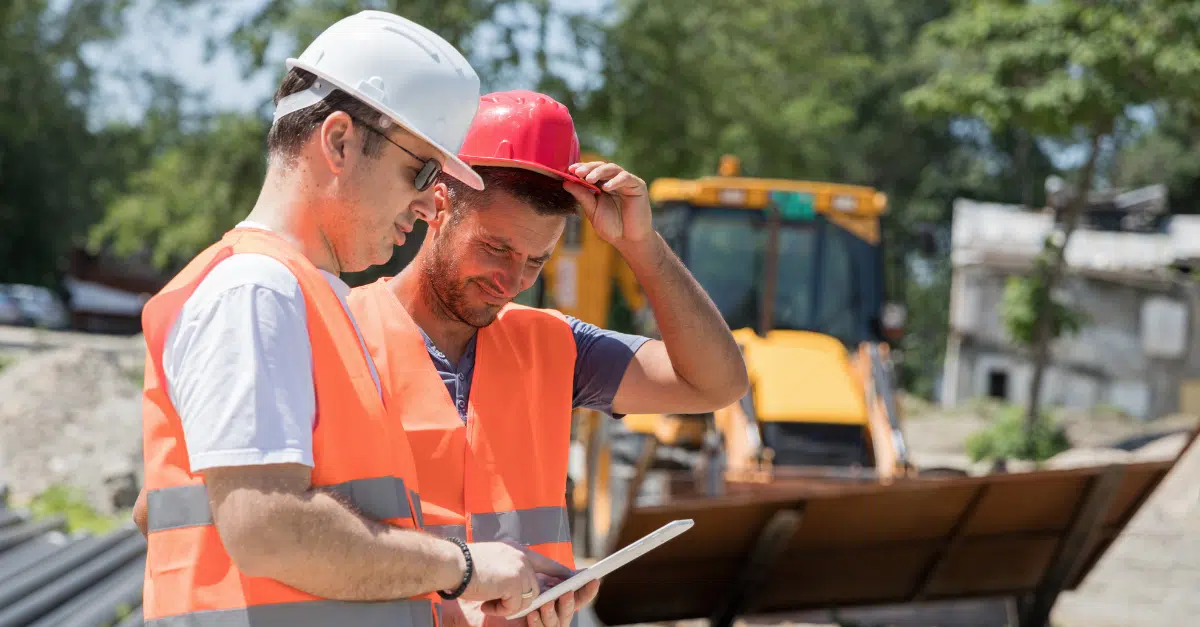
[507,519,694,619]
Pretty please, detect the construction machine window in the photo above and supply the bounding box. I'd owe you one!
[684,214,764,331]
[667,204,868,343]
[811,225,861,345]
[771,227,819,331]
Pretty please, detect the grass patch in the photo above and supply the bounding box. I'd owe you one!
[966,404,1071,463]
[28,484,128,534]
[124,366,144,387]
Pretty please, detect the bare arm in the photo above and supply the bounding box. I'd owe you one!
[610,234,749,415]
[133,488,148,536]
[204,463,465,601]
[564,161,749,417]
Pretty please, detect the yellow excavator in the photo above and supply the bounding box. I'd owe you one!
[531,154,915,553]
[519,154,1196,627]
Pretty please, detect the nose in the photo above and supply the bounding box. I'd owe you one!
[410,188,436,222]
[489,266,525,298]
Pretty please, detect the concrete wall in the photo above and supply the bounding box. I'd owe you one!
[943,266,1196,419]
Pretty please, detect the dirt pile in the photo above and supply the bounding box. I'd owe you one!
[0,347,142,514]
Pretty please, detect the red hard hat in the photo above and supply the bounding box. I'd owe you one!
[458,90,601,193]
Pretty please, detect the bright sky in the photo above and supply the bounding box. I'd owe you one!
[85,0,1124,175]
[85,0,601,126]
[86,0,282,123]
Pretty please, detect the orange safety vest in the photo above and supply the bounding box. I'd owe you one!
[348,278,577,569]
[140,228,440,627]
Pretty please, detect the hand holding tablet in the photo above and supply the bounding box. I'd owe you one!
[505,519,695,620]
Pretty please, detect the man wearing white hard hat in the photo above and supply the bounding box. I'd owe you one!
[132,11,570,626]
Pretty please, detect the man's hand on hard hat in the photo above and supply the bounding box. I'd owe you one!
[563,161,653,254]
[464,540,574,617]
[565,159,751,417]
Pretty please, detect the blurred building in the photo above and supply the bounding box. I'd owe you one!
[942,186,1200,420]
[63,247,168,335]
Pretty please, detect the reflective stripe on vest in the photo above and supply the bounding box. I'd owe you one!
[145,599,439,627]
[349,280,577,569]
[424,507,571,547]
[139,229,437,626]
[146,477,423,532]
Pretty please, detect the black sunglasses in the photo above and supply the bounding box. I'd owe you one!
[352,117,442,191]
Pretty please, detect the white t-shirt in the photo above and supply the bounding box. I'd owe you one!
[162,221,381,472]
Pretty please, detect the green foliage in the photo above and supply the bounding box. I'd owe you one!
[899,260,951,400]
[966,404,1071,463]
[91,0,588,274]
[209,0,586,94]
[88,113,269,270]
[104,603,135,627]
[588,0,1060,401]
[1000,256,1088,348]
[588,1,976,186]
[904,0,1200,139]
[904,0,1200,419]
[28,484,127,535]
[0,0,135,286]
[1115,103,1200,214]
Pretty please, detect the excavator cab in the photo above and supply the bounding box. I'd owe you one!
[535,153,915,553]
[616,155,910,482]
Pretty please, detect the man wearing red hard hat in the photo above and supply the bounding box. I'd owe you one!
[347,91,749,627]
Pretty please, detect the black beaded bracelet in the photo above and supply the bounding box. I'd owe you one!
[439,536,473,600]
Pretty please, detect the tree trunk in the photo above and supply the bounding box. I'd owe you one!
[1022,131,1105,448]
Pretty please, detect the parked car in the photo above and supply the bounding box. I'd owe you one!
[0,284,71,330]
[0,290,23,326]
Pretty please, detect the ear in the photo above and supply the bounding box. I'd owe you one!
[318,111,356,174]
[428,182,452,232]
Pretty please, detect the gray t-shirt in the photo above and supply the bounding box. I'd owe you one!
[418,315,651,420]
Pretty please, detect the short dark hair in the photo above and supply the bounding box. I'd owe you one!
[442,166,579,225]
[266,68,387,164]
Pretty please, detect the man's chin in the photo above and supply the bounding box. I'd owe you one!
[461,305,503,328]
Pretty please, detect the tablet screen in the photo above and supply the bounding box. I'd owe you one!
[507,519,694,619]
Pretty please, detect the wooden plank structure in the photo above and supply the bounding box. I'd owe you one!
[591,430,1196,627]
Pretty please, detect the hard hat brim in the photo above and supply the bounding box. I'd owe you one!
[286,58,486,191]
[462,157,602,194]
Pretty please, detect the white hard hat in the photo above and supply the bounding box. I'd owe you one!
[272,10,484,190]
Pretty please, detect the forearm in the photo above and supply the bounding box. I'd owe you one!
[618,233,748,402]
[219,488,464,601]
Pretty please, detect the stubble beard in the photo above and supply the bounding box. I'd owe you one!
[421,245,502,329]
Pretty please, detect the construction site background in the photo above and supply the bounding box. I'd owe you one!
[6,1,1200,626]
[1,337,1197,626]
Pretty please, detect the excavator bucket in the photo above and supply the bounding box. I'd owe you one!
[590,430,1196,627]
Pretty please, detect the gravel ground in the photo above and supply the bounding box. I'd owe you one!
[899,396,1200,626]
[1051,432,1200,627]
[0,346,144,514]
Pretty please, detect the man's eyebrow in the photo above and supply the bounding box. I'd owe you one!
[481,235,513,249]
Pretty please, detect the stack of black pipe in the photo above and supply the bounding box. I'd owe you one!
[0,489,145,627]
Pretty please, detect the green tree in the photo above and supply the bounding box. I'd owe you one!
[89,113,269,270]
[0,0,132,286]
[91,0,590,283]
[583,0,1060,397]
[1114,103,1200,213]
[904,0,1200,448]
